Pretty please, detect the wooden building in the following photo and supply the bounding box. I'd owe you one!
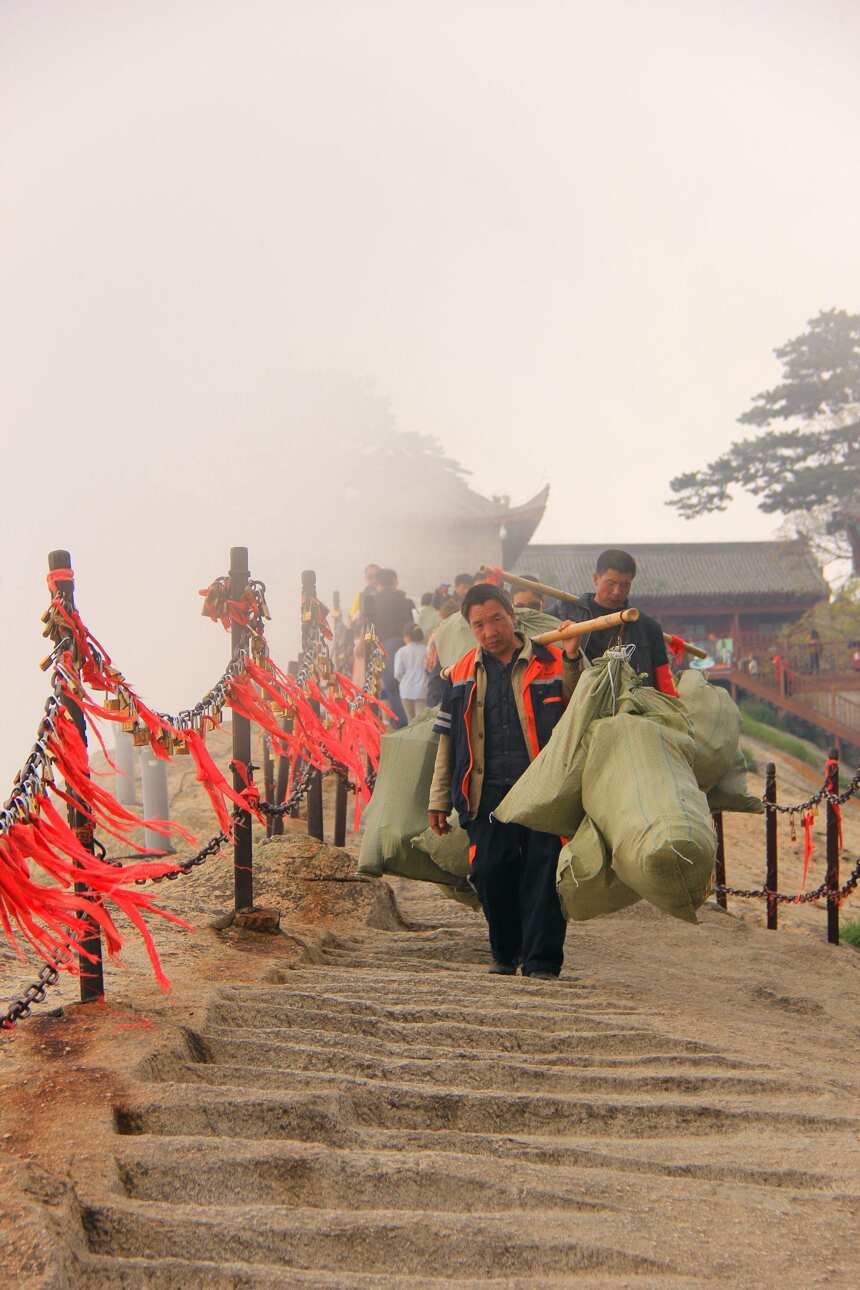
[514,540,828,656]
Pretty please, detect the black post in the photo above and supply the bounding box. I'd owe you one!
[825,749,840,945]
[765,762,778,931]
[230,546,253,911]
[712,811,727,911]
[334,777,348,847]
[48,550,104,1003]
[272,665,296,835]
[262,735,275,839]
[302,571,324,841]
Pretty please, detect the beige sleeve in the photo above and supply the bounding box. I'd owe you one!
[428,732,453,813]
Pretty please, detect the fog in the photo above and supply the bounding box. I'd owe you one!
[2,0,860,783]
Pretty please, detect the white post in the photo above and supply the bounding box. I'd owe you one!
[113,729,137,806]
[139,748,176,855]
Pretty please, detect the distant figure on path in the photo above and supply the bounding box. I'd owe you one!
[511,574,544,612]
[567,548,676,695]
[394,626,429,721]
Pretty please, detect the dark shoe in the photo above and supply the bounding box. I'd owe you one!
[524,970,558,980]
[488,962,517,975]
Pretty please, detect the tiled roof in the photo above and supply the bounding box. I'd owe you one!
[514,541,828,606]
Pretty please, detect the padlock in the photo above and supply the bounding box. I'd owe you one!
[174,736,191,756]
[132,725,150,747]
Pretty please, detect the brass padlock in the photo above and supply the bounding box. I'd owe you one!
[132,725,150,747]
[174,738,191,756]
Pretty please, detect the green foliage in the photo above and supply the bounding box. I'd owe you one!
[776,580,860,650]
[841,919,860,949]
[668,310,860,564]
[739,708,823,768]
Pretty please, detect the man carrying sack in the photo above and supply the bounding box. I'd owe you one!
[427,583,581,979]
[563,548,677,696]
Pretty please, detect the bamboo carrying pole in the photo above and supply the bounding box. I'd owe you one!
[533,607,639,646]
[479,565,709,660]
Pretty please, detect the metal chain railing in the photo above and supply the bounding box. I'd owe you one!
[763,767,860,815]
[1,962,61,1029]
[716,853,860,905]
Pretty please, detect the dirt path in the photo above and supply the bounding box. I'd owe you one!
[3,732,860,1287]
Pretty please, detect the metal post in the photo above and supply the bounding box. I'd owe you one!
[262,735,275,839]
[302,571,324,842]
[765,762,778,930]
[712,811,726,910]
[113,727,137,806]
[825,749,840,945]
[139,749,175,855]
[334,776,348,847]
[48,550,104,1003]
[230,546,253,911]
[272,660,299,835]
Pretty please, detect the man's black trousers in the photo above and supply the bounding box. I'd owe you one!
[465,783,566,976]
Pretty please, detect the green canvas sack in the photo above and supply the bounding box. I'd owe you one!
[357,708,465,888]
[556,817,641,922]
[494,653,653,837]
[582,713,716,923]
[707,748,764,814]
[412,821,471,877]
[433,607,561,670]
[676,669,740,791]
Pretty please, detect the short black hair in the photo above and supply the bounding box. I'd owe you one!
[376,567,397,588]
[420,592,433,606]
[461,582,514,621]
[595,549,637,577]
[454,572,475,587]
[407,625,424,642]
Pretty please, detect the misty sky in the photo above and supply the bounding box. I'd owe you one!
[3,0,860,782]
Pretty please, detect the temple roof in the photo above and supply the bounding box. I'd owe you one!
[514,540,828,606]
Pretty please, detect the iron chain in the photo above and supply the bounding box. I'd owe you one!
[1,962,61,1029]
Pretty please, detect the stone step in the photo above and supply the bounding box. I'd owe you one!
[81,1201,672,1278]
[207,1003,671,1052]
[192,1032,759,1077]
[78,1253,695,1290]
[114,1083,853,1144]
[114,1135,851,1204]
[144,1058,795,1101]
[187,1022,721,1062]
[114,1139,609,1210]
[214,986,647,1028]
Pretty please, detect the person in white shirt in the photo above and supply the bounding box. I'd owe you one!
[394,626,429,721]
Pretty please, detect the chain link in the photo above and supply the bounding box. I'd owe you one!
[715,854,860,904]
[765,767,860,815]
[1,962,61,1029]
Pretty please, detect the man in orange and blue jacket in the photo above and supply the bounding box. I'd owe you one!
[427,583,582,980]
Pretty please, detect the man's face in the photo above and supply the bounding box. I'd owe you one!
[593,568,634,610]
[467,598,517,658]
[454,579,472,601]
[512,590,543,612]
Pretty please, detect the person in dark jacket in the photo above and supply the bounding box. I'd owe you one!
[428,583,582,979]
[564,549,676,696]
[367,568,415,727]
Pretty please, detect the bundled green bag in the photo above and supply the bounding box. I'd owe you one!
[556,817,641,922]
[357,709,465,888]
[582,713,716,923]
[412,821,471,877]
[707,748,764,814]
[676,669,740,791]
[433,607,561,670]
[494,653,680,837]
